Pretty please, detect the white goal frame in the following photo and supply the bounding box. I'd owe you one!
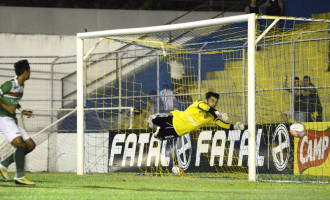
[76,14,257,181]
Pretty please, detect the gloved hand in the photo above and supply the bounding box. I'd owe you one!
[234,122,245,130]
[215,111,229,123]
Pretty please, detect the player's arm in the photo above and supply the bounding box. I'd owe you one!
[278,0,284,16]
[0,100,15,114]
[195,101,244,130]
[196,101,218,118]
[17,104,33,118]
[196,101,228,122]
[0,83,16,114]
[214,118,232,129]
[214,120,245,130]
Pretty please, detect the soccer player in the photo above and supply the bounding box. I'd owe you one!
[0,60,36,185]
[148,91,244,140]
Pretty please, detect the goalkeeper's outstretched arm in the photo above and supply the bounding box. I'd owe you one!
[195,100,229,123]
[194,101,244,130]
[193,100,244,130]
[196,100,219,119]
[214,119,244,130]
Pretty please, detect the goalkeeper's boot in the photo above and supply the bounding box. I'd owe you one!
[153,127,162,140]
[0,163,10,181]
[148,114,157,129]
[14,176,36,185]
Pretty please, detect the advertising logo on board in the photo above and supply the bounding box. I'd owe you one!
[297,128,329,173]
[108,124,293,174]
[272,124,291,171]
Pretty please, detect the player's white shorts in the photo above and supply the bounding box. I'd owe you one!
[0,117,31,143]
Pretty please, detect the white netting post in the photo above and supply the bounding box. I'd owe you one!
[77,37,84,175]
[248,13,256,182]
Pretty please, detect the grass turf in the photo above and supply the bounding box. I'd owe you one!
[0,172,328,200]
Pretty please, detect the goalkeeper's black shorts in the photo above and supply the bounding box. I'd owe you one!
[151,113,179,140]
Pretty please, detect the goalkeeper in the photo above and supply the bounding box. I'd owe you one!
[148,91,244,140]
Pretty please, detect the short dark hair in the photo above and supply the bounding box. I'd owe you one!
[303,75,311,82]
[205,92,219,100]
[294,77,299,81]
[149,90,157,95]
[14,60,30,76]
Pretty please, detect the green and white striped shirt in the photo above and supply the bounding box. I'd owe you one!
[0,77,24,122]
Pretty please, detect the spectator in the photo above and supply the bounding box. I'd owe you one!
[174,86,193,111]
[146,90,158,116]
[132,107,144,129]
[265,0,284,16]
[245,0,263,15]
[169,54,185,91]
[301,75,323,122]
[160,84,176,113]
[282,76,305,122]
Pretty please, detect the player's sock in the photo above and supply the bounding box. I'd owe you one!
[1,148,31,168]
[1,153,14,168]
[14,146,25,178]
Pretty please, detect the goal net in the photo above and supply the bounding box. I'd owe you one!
[254,16,330,183]
[77,14,330,182]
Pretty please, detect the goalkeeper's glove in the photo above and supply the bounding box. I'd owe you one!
[234,122,244,130]
[215,111,229,123]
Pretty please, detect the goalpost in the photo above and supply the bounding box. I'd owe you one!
[77,14,256,180]
[76,14,330,182]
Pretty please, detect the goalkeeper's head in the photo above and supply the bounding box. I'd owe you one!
[205,92,219,108]
[14,59,31,80]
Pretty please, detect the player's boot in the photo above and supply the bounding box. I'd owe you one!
[14,176,36,185]
[0,163,10,181]
[148,114,157,129]
[153,126,162,140]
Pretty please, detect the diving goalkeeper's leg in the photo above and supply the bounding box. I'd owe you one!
[150,113,179,141]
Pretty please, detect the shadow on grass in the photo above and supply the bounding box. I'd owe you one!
[82,185,217,193]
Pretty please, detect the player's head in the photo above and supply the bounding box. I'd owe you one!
[14,60,31,80]
[149,90,157,95]
[204,92,219,108]
[302,75,311,87]
[163,84,169,89]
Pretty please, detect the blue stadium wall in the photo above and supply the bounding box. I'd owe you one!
[283,0,330,18]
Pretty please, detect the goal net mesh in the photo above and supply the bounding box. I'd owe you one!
[79,16,330,181]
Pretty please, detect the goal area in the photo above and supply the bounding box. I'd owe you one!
[77,14,330,182]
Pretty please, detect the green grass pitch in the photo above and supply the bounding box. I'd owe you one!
[0,172,328,200]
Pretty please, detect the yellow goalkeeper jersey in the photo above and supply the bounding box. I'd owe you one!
[171,100,231,136]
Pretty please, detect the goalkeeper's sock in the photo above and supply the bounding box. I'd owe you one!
[1,148,32,168]
[14,147,25,178]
